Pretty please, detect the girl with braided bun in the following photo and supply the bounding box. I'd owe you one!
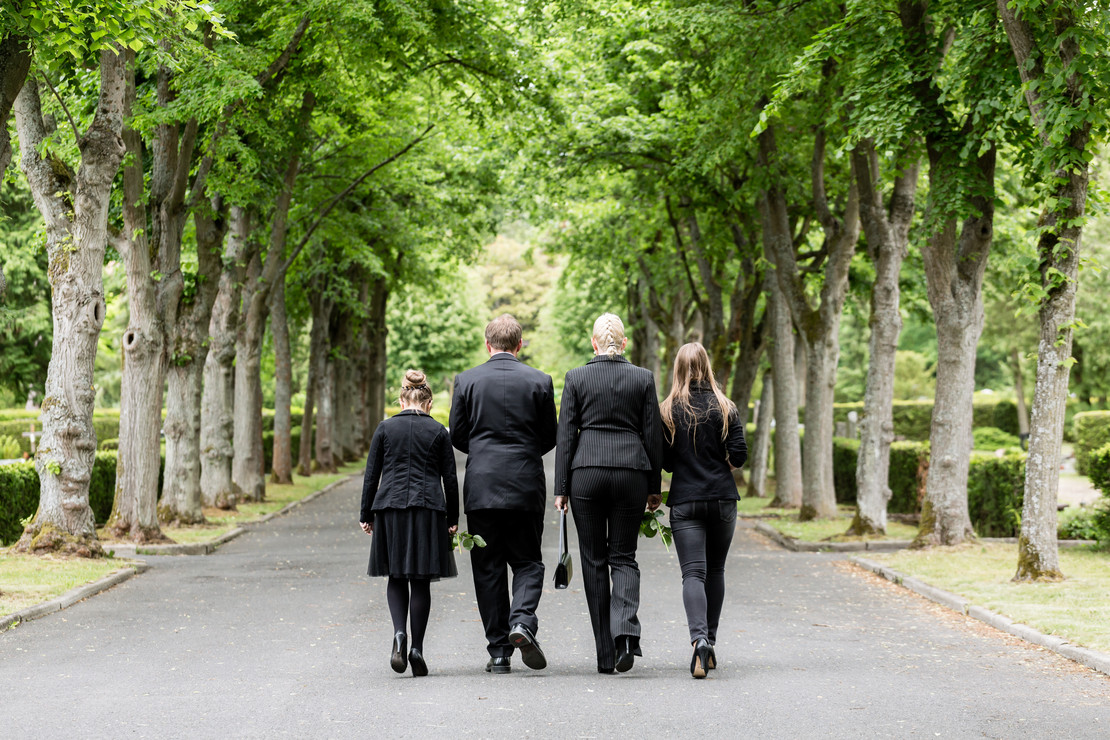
[554,313,665,674]
[360,370,459,677]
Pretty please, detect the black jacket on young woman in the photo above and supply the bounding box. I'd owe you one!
[361,409,460,526]
[662,384,748,507]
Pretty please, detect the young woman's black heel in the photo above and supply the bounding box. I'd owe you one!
[691,638,710,679]
[409,648,428,677]
[707,644,716,670]
[391,631,408,673]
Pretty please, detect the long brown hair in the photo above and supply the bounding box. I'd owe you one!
[660,343,736,443]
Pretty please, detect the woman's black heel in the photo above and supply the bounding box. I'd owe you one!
[707,644,717,670]
[690,638,710,679]
[391,632,408,674]
[409,648,428,677]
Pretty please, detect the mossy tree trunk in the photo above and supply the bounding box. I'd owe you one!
[199,206,251,508]
[13,51,126,556]
[848,141,918,536]
[997,1,1093,581]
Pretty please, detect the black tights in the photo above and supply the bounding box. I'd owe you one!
[386,577,432,650]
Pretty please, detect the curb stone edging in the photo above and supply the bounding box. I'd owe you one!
[850,555,1110,678]
[0,562,150,632]
[749,520,1097,553]
[109,471,364,558]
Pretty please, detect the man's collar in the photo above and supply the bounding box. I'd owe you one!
[487,352,520,362]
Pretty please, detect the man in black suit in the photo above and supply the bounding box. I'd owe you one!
[450,314,558,674]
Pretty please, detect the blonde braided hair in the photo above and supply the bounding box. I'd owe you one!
[592,313,626,357]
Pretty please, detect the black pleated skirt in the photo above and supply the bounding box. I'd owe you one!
[367,507,458,580]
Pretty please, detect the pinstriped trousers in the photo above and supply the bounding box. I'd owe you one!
[569,466,651,671]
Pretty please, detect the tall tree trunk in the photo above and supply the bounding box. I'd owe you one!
[900,0,996,548]
[299,278,329,475]
[848,142,918,536]
[233,248,267,501]
[331,312,356,463]
[159,199,226,523]
[998,1,1091,581]
[315,323,338,474]
[233,91,314,501]
[747,369,773,499]
[270,275,294,483]
[200,206,251,508]
[761,126,860,520]
[0,35,31,209]
[766,273,802,508]
[1011,348,1030,437]
[13,52,125,555]
[914,153,996,548]
[366,278,389,441]
[109,55,167,542]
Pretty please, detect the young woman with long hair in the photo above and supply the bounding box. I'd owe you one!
[660,343,747,678]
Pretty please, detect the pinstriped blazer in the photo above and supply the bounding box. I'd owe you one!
[554,354,664,497]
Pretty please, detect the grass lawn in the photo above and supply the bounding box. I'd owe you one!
[738,495,919,541]
[3,461,365,620]
[0,554,132,618]
[868,543,1110,653]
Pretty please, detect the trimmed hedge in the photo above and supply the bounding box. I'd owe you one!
[0,461,39,546]
[973,426,1021,451]
[0,452,162,546]
[828,399,1020,441]
[1087,442,1110,493]
[0,415,121,456]
[966,452,1026,537]
[1073,411,1110,475]
[831,437,928,514]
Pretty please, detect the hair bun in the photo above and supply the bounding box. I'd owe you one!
[402,370,427,389]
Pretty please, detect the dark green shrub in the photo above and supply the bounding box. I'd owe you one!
[1087,442,1110,493]
[1058,506,1103,541]
[973,426,1021,451]
[966,452,1026,537]
[991,400,1020,436]
[0,461,39,545]
[832,437,860,504]
[1073,411,1110,475]
[889,441,929,514]
[89,452,118,523]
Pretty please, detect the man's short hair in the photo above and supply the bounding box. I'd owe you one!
[485,314,523,351]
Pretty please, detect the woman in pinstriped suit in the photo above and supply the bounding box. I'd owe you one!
[554,313,664,674]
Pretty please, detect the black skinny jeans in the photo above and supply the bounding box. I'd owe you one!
[669,499,737,643]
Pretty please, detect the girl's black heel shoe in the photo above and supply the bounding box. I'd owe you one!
[391,632,408,674]
[707,644,717,670]
[690,638,710,679]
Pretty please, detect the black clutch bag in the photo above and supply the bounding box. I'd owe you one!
[553,510,573,589]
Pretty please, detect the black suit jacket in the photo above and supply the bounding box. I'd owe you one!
[449,354,558,513]
[554,354,664,498]
[361,410,460,526]
[662,385,748,506]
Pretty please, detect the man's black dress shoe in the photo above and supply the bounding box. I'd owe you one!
[614,636,635,673]
[409,648,428,677]
[391,632,408,674]
[597,666,615,674]
[508,624,547,670]
[485,656,511,674]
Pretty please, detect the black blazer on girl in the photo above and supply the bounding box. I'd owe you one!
[361,409,459,526]
[554,354,664,498]
[662,385,747,507]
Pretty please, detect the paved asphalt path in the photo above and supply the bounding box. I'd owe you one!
[3,452,1108,739]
